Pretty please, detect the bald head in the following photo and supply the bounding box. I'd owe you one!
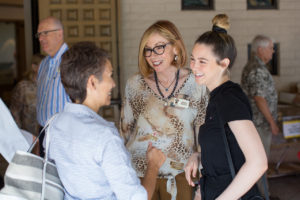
[40,16,63,30]
[37,16,64,57]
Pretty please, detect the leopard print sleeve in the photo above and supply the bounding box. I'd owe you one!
[192,81,209,127]
[120,80,136,145]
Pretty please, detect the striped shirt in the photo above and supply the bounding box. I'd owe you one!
[48,103,147,200]
[36,43,70,126]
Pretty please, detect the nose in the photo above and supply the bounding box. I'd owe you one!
[112,79,116,88]
[38,35,44,42]
[190,61,195,71]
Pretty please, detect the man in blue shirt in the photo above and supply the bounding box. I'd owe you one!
[36,16,70,156]
[48,41,166,199]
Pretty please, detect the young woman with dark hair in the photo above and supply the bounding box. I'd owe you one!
[185,14,267,200]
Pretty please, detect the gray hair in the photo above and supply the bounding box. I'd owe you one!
[52,17,63,30]
[40,16,63,30]
[251,35,274,54]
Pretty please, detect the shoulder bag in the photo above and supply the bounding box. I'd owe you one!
[0,115,64,200]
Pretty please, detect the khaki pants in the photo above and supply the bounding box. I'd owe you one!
[141,172,193,200]
[256,126,272,158]
[256,126,272,198]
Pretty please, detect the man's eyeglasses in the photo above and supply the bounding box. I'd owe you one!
[35,29,61,39]
[143,42,171,57]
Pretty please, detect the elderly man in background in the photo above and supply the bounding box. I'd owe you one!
[36,16,70,157]
[241,35,279,199]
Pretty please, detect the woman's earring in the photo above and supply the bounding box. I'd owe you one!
[174,55,178,61]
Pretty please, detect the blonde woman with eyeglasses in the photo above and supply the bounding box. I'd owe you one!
[120,20,208,200]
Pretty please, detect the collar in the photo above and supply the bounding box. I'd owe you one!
[254,55,266,66]
[50,43,68,60]
[63,102,115,129]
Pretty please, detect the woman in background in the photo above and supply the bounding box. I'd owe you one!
[185,14,267,200]
[10,54,44,136]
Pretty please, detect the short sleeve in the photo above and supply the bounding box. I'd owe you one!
[247,68,268,98]
[217,89,252,123]
[193,86,209,126]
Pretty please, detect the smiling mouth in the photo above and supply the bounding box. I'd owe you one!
[194,73,204,78]
[152,61,163,67]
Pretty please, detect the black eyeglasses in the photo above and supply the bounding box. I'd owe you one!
[143,42,171,57]
[35,29,61,39]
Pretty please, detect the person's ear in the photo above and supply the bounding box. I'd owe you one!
[257,47,264,57]
[172,44,178,55]
[86,75,97,91]
[173,46,179,62]
[220,58,230,69]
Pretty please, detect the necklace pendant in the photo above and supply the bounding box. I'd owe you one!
[165,88,168,92]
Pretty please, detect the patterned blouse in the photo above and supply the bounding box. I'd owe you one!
[10,80,38,136]
[120,70,208,178]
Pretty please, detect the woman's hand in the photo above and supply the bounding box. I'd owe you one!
[270,120,279,135]
[146,142,166,170]
[184,152,200,186]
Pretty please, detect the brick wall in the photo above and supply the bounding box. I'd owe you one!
[119,0,300,95]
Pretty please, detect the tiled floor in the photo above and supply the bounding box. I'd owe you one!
[269,175,300,200]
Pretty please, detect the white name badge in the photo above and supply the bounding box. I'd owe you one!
[171,98,190,109]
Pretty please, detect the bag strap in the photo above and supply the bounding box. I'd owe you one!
[43,114,58,162]
[215,104,242,200]
[41,114,58,200]
[27,125,47,153]
[27,115,58,153]
[219,113,236,178]
[261,174,269,200]
[215,104,269,200]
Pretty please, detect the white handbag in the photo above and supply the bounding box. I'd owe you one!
[0,116,64,200]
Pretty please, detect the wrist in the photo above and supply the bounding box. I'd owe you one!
[147,162,160,173]
[191,152,200,160]
[269,119,276,126]
[267,117,276,125]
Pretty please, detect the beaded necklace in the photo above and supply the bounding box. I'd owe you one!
[157,76,176,92]
[154,69,180,99]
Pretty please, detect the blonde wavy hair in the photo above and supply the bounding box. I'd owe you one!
[138,20,187,77]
